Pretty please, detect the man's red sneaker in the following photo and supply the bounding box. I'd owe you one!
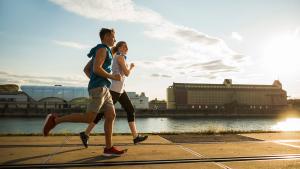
[103,146,127,157]
[43,113,57,136]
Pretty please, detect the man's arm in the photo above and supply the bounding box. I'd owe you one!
[93,48,121,81]
[83,60,92,79]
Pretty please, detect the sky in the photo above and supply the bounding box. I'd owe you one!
[0,0,300,100]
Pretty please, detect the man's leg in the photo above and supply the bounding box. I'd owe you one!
[43,112,97,136]
[102,105,127,156]
[55,111,96,124]
[102,89,127,156]
[80,109,113,149]
[103,90,123,147]
[79,88,106,147]
[103,107,116,148]
[80,90,120,148]
[84,90,120,136]
[44,87,103,136]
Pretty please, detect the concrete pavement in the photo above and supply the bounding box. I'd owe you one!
[0,132,300,168]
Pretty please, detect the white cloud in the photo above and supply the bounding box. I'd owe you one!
[231,32,243,41]
[134,43,241,79]
[151,73,172,78]
[53,40,89,49]
[50,0,164,24]
[50,0,245,79]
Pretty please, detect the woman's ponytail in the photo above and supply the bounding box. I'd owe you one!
[111,46,117,55]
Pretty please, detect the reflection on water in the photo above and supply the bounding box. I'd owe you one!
[272,118,300,131]
[0,117,300,134]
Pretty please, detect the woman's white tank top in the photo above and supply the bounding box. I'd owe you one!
[110,53,126,93]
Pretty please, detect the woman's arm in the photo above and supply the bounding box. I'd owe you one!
[117,55,134,77]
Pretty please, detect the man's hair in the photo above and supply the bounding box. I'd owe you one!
[99,28,115,40]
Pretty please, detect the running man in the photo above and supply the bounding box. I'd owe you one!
[43,28,127,156]
[79,41,148,148]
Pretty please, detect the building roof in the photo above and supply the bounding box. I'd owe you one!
[20,85,148,102]
[0,84,19,92]
[21,85,89,102]
[170,80,283,90]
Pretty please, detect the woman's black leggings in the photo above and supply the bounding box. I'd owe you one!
[93,90,135,123]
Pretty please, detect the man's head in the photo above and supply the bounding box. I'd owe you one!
[99,28,116,47]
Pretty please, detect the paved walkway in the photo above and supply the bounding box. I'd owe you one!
[1,132,300,168]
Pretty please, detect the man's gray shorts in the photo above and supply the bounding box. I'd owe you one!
[86,87,114,113]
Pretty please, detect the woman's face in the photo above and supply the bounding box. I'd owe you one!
[119,43,128,55]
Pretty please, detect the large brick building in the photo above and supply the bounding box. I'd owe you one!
[167,79,287,110]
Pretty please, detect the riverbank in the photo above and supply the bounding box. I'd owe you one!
[1,108,298,117]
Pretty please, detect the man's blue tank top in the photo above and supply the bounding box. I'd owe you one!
[87,44,113,90]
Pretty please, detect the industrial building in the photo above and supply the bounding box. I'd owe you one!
[167,79,287,111]
[149,99,167,110]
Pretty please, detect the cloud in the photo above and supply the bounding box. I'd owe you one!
[172,26,220,45]
[0,71,8,75]
[53,40,89,49]
[161,74,172,78]
[135,44,241,79]
[0,70,88,86]
[191,60,237,71]
[192,74,216,79]
[231,32,243,41]
[50,0,245,80]
[151,73,160,77]
[50,0,164,24]
[232,54,245,62]
[151,73,172,78]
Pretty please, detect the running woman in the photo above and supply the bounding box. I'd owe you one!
[80,41,148,148]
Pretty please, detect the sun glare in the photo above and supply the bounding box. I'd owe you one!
[262,32,300,75]
[272,118,300,131]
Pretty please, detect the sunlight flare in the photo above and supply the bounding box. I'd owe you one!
[272,118,300,131]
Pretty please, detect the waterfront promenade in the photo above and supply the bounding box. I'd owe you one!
[1,132,300,168]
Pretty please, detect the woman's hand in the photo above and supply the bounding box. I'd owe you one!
[130,63,135,70]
